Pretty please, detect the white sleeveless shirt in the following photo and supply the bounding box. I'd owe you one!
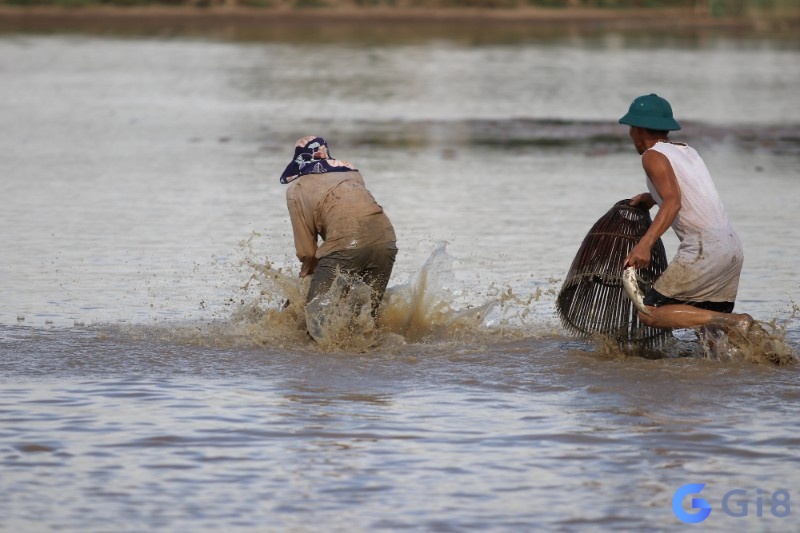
[646,142,743,303]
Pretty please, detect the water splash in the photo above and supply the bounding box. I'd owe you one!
[701,320,798,366]
[591,319,798,366]
[230,241,542,350]
[589,334,673,360]
[305,275,379,352]
[379,243,483,342]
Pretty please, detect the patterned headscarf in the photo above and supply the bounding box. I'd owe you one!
[279,136,357,184]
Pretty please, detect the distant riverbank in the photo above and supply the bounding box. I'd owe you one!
[1,2,798,41]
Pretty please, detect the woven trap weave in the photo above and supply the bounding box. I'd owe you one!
[557,199,671,350]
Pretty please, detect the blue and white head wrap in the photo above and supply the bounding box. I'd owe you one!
[279,136,357,184]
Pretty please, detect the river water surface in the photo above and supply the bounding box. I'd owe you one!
[1,30,799,531]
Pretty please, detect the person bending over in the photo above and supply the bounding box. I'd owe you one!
[279,136,397,322]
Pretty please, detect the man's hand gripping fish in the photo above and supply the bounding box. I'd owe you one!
[622,267,651,315]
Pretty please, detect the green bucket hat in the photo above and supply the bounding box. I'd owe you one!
[618,93,682,131]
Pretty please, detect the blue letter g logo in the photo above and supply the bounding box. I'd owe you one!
[673,483,712,523]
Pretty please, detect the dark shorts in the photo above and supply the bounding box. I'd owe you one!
[643,289,735,313]
[307,242,398,314]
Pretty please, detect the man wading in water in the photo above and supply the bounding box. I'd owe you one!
[619,94,753,339]
[280,136,397,337]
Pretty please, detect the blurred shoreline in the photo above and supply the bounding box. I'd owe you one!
[1,4,799,35]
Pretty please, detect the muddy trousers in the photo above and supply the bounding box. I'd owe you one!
[306,242,398,317]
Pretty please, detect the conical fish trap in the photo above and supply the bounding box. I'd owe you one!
[557,199,670,350]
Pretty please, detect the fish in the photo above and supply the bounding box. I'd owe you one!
[622,266,651,315]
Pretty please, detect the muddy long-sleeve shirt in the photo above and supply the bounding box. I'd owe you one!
[286,170,396,275]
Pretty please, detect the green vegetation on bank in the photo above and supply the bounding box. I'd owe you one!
[1,0,798,17]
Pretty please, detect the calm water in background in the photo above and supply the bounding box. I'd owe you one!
[1,32,800,531]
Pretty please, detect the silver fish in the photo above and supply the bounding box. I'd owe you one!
[622,267,651,315]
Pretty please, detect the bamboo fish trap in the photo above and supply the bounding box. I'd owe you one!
[557,199,671,351]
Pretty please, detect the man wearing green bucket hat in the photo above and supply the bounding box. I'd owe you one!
[619,93,753,337]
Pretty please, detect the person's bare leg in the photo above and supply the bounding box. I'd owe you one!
[639,303,753,332]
